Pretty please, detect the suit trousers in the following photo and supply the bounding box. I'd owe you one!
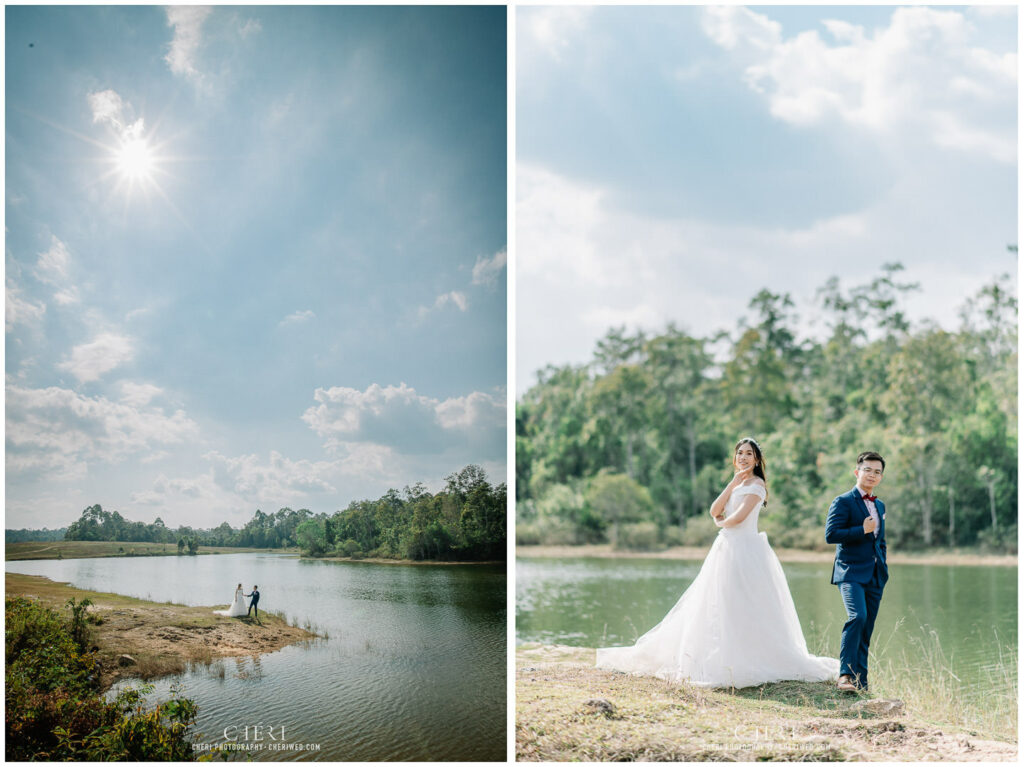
[837,561,885,688]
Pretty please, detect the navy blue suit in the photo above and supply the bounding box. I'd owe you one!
[245,589,260,618]
[825,487,888,688]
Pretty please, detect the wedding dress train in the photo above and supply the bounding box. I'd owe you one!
[214,587,248,617]
[596,484,838,688]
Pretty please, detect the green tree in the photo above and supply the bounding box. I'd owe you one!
[583,472,655,546]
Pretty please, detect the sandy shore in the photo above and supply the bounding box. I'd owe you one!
[6,573,318,691]
[516,544,1017,567]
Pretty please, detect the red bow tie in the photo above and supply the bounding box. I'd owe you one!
[862,494,877,502]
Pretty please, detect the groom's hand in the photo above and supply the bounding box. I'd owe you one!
[863,516,877,534]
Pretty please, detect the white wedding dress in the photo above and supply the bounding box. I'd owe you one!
[596,483,838,688]
[215,587,248,617]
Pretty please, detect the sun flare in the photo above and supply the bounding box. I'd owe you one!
[116,138,155,181]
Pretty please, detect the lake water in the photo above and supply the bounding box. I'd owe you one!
[517,556,1016,703]
[7,553,506,761]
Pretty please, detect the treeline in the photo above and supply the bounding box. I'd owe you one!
[57,465,505,561]
[6,596,197,760]
[62,504,320,550]
[295,465,506,561]
[5,527,67,543]
[517,263,1017,553]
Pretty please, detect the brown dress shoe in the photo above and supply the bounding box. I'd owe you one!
[838,674,858,692]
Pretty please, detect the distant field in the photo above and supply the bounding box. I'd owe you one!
[5,540,300,561]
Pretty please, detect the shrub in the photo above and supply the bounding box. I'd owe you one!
[976,524,1018,554]
[515,523,541,546]
[5,597,199,761]
[614,522,662,551]
[340,538,362,558]
[662,525,686,547]
[676,514,720,547]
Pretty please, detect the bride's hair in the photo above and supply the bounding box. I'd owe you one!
[734,437,768,506]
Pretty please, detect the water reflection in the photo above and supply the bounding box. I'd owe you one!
[517,556,1016,700]
[7,554,506,761]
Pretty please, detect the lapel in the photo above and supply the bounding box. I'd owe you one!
[877,499,885,542]
[851,487,870,522]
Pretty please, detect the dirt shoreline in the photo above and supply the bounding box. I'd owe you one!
[517,544,1017,567]
[5,573,318,692]
[516,644,1017,761]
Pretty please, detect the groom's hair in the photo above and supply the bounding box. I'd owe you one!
[857,451,885,471]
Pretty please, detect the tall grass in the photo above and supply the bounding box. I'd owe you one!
[807,617,1017,741]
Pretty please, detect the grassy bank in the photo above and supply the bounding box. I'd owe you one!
[516,544,1017,567]
[516,644,1017,761]
[5,573,318,691]
[6,540,300,561]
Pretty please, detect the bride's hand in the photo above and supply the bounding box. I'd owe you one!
[730,466,754,485]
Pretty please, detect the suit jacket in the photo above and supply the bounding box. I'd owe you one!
[825,487,888,585]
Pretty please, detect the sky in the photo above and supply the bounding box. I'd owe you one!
[5,6,507,530]
[517,4,1017,393]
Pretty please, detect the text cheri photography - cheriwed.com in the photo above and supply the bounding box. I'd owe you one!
[6,5,506,762]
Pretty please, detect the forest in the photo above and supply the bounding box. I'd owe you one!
[51,465,505,562]
[294,465,506,561]
[516,264,1017,553]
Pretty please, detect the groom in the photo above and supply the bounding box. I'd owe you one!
[825,451,888,693]
[245,585,260,620]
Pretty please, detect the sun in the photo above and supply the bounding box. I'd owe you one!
[116,137,155,181]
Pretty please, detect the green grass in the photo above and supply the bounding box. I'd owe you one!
[6,540,299,561]
[801,617,1018,742]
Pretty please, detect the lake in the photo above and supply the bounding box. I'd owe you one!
[6,553,506,761]
[517,556,1016,704]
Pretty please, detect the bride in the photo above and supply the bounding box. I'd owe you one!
[596,437,838,688]
[214,583,248,617]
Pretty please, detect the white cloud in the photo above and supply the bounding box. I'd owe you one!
[53,287,81,306]
[6,384,199,481]
[435,390,506,432]
[522,7,593,61]
[87,89,144,140]
[471,248,507,287]
[87,89,126,126]
[204,450,338,499]
[302,382,505,459]
[516,162,1009,392]
[6,278,46,332]
[702,5,781,52]
[165,6,212,81]
[35,236,71,285]
[280,309,315,326]
[419,290,468,319]
[701,6,1016,163]
[238,18,262,39]
[120,381,164,407]
[58,332,135,383]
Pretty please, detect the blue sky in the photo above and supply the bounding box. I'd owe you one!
[5,6,506,529]
[517,5,1017,392]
